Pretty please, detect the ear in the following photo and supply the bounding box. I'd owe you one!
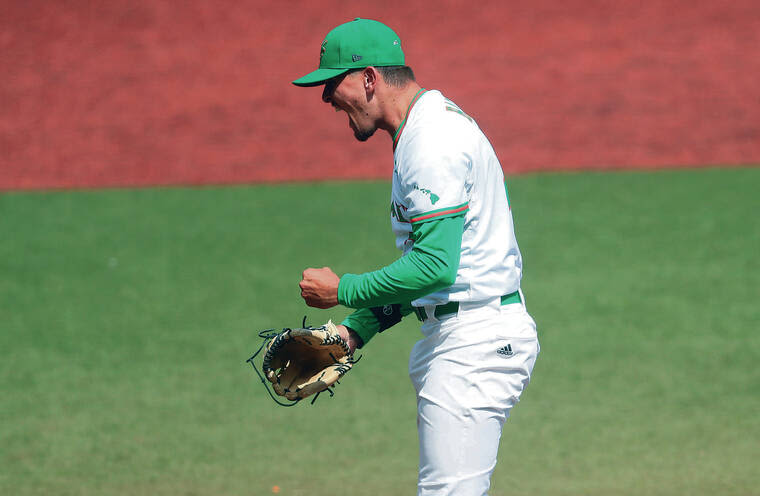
[362,67,380,96]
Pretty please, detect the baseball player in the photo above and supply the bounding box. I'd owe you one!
[294,18,539,496]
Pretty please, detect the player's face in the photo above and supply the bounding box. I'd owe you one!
[322,71,377,142]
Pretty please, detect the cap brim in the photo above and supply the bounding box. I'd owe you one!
[292,68,351,87]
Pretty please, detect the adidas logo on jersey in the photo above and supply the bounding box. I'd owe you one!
[496,344,514,357]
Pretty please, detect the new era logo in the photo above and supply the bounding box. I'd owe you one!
[496,344,514,357]
[352,54,362,62]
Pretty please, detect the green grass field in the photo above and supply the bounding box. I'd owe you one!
[1,167,759,496]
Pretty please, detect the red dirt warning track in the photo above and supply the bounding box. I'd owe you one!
[1,1,758,190]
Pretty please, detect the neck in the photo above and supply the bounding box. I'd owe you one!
[377,82,424,140]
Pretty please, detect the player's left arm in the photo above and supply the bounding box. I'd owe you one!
[338,301,416,349]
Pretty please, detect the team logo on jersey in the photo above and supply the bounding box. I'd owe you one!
[413,184,440,205]
[496,344,514,357]
[390,201,409,223]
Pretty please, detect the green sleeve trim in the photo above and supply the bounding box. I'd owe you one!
[340,302,415,348]
[337,214,465,308]
[409,201,469,224]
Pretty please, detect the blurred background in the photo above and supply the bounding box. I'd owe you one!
[2,0,758,189]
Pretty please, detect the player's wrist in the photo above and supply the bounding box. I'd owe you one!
[336,324,363,353]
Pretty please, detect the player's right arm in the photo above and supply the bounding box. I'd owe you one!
[338,108,473,346]
[337,213,465,308]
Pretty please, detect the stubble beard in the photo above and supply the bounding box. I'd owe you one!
[354,126,376,142]
[349,115,376,142]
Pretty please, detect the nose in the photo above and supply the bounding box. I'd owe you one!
[322,85,332,104]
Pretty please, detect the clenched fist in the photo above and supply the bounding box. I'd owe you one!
[299,267,340,308]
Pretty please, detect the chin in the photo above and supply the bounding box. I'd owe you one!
[354,127,376,142]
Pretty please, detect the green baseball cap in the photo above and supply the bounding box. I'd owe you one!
[292,18,405,87]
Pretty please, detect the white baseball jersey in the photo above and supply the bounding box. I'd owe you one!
[390,89,523,307]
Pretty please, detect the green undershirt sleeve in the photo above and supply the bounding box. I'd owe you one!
[340,301,416,348]
[338,214,465,312]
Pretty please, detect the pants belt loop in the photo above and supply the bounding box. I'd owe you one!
[424,304,438,323]
[414,307,425,321]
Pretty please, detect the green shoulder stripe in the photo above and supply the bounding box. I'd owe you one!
[410,202,469,224]
[444,98,474,123]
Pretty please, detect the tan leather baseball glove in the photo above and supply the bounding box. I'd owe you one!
[248,320,356,405]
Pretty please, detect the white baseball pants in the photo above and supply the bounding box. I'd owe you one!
[409,297,539,496]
